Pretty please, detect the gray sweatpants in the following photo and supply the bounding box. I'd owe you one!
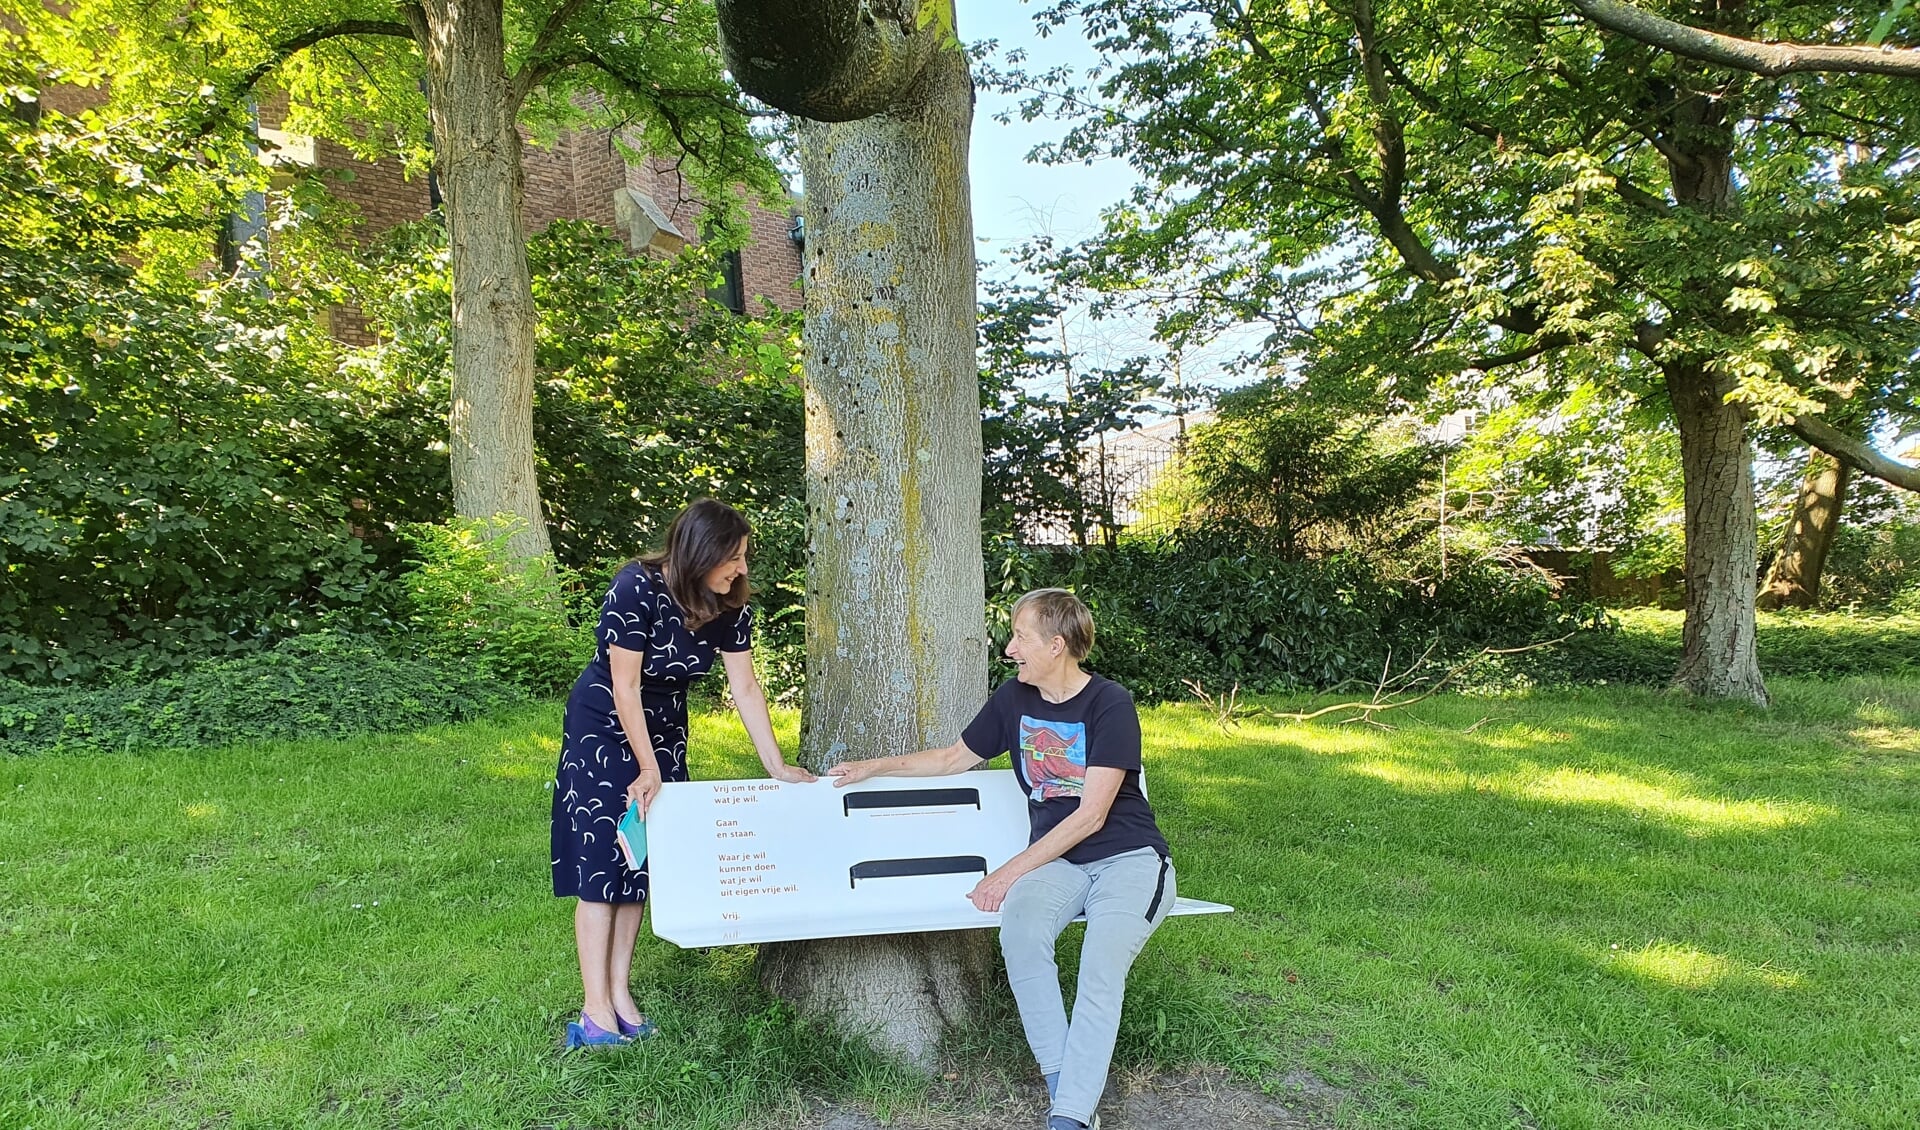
[1000,846,1175,1126]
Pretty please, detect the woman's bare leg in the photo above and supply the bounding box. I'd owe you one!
[610,902,648,1024]
[573,899,619,1032]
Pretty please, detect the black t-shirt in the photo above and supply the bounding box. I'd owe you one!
[961,674,1170,866]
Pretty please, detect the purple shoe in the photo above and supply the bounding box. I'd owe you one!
[617,1013,659,1040]
[564,1012,633,1050]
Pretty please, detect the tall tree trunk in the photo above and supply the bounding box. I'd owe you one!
[715,7,991,1067]
[414,0,552,560]
[785,48,986,776]
[1654,65,1765,703]
[1758,448,1850,610]
[1665,360,1768,704]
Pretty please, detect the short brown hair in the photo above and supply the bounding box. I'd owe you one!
[1011,588,1095,661]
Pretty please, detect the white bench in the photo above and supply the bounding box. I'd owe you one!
[647,771,1231,948]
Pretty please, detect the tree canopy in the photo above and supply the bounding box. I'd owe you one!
[995,0,1920,701]
[9,0,780,560]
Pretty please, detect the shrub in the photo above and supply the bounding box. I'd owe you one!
[2,163,804,688]
[0,633,518,755]
[399,518,591,698]
[1820,503,1920,611]
[986,530,1602,700]
[354,220,807,577]
[0,108,405,684]
[742,497,808,705]
[1181,388,1448,561]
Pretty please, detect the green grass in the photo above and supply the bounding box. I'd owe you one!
[1580,608,1920,683]
[3,680,1917,1129]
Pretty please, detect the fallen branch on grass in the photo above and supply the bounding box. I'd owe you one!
[1185,632,1578,732]
[1181,677,1244,731]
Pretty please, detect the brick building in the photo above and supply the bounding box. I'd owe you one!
[36,82,804,338]
[253,103,805,341]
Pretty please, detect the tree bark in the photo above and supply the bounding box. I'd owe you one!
[1570,0,1920,79]
[788,45,986,780]
[715,0,941,122]
[414,0,553,560]
[717,2,990,1068]
[1758,449,1850,610]
[1666,361,1769,704]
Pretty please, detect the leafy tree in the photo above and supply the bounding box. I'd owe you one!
[1564,0,1920,609]
[1183,381,1446,561]
[999,0,1920,703]
[349,217,805,573]
[11,0,777,559]
[1758,447,1852,609]
[1446,376,1686,571]
[978,278,1163,543]
[1817,475,1920,608]
[0,96,392,682]
[0,76,800,683]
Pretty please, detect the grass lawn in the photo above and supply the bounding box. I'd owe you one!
[1604,608,1920,679]
[3,678,1916,1129]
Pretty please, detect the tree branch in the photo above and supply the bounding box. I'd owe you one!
[143,18,416,178]
[1468,331,1576,371]
[1381,51,1671,215]
[1631,319,1668,360]
[1787,412,1920,491]
[525,48,743,115]
[231,21,418,105]
[508,0,591,110]
[1571,0,1920,78]
[715,0,945,121]
[1185,631,1580,731]
[1351,0,1451,278]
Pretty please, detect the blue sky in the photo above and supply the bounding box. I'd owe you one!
[964,3,1132,255]
[967,2,1128,257]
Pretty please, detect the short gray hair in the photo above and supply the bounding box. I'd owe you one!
[1011,588,1094,660]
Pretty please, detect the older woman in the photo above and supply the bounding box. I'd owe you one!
[829,588,1172,1130]
[551,499,814,1049]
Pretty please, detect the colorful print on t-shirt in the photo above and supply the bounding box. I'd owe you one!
[1019,716,1088,801]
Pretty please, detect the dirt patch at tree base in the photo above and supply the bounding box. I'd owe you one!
[771,1067,1347,1130]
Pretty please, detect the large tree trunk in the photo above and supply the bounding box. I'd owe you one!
[1653,65,1765,704]
[414,0,552,560]
[1758,448,1850,610]
[716,5,991,1068]
[1665,361,1768,704]
[786,50,987,774]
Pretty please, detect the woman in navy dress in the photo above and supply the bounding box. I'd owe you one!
[551,499,814,1048]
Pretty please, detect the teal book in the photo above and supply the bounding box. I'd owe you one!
[617,801,647,870]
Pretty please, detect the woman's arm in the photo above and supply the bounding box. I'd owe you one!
[965,765,1126,912]
[608,645,665,815]
[720,648,816,783]
[826,739,984,785]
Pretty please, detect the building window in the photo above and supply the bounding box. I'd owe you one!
[710,249,746,315]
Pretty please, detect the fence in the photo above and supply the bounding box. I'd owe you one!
[1019,418,1189,545]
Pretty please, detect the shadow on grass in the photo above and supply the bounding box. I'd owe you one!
[4,685,1917,1129]
[1127,678,1920,1127]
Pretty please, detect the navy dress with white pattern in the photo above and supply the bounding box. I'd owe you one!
[551,562,752,903]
